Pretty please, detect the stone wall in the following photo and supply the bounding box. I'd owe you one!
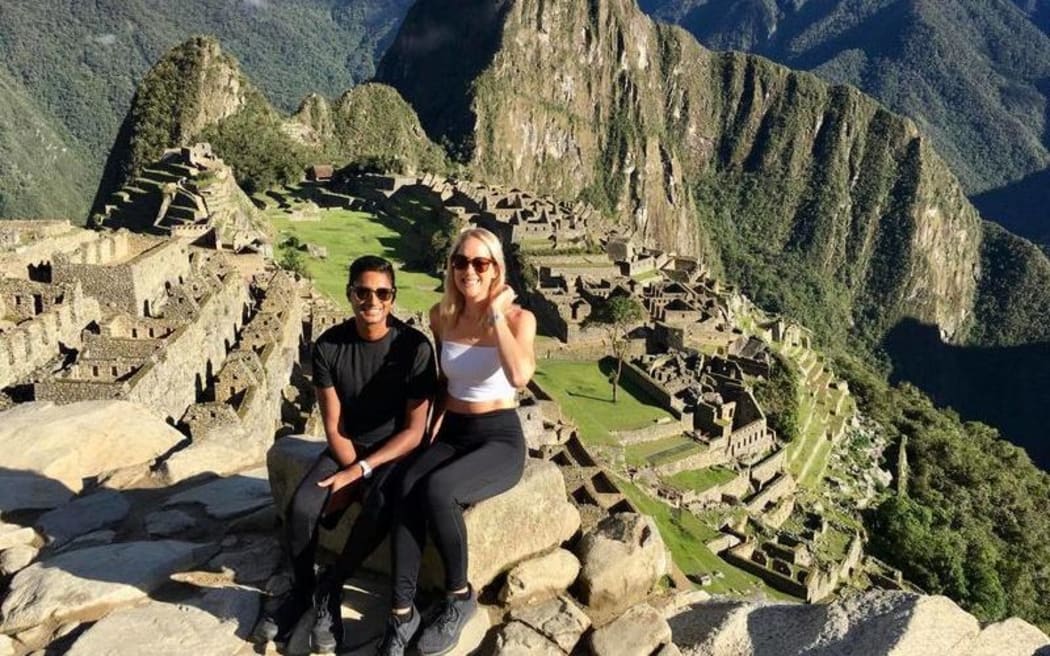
[0,282,101,388]
[52,237,190,318]
[0,224,101,280]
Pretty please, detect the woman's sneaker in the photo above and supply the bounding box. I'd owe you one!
[417,588,477,656]
[376,607,421,656]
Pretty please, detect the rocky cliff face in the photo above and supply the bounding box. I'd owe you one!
[377,0,985,342]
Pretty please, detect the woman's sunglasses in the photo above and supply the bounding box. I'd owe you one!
[351,286,396,303]
[450,255,495,273]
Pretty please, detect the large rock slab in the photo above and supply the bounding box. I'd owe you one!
[267,438,580,589]
[0,401,185,495]
[590,603,673,656]
[500,548,580,605]
[508,595,591,652]
[0,545,38,576]
[34,489,129,548]
[65,587,258,656]
[668,591,1004,656]
[0,540,217,633]
[157,426,270,485]
[576,513,669,614]
[494,621,565,656]
[0,469,74,513]
[964,617,1050,656]
[162,468,271,520]
[0,522,37,551]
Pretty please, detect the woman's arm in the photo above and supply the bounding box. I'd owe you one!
[428,303,448,440]
[489,287,537,388]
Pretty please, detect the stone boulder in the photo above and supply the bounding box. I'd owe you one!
[64,587,258,656]
[576,513,669,614]
[34,489,129,548]
[0,401,185,498]
[0,523,37,551]
[162,467,271,520]
[500,548,580,605]
[495,621,565,656]
[508,595,591,652]
[590,603,673,656]
[0,540,217,633]
[0,545,38,576]
[0,470,73,513]
[155,425,268,485]
[667,591,1048,656]
[267,437,581,589]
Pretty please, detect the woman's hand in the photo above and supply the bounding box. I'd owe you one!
[490,285,517,319]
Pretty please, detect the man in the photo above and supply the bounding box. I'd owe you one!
[252,255,436,653]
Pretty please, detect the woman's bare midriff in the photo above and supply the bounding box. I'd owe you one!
[445,395,517,415]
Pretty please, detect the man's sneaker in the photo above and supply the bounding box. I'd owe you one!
[417,589,477,656]
[310,580,344,654]
[376,607,421,656]
[251,589,309,644]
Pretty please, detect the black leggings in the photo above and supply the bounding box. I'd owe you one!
[391,409,526,608]
[285,447,404,591]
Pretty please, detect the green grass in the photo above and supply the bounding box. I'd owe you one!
[666,466,738,492]
[624,435,699,467]
[268,205,443,315]
[533,359,674,447]
[616,478,794,599]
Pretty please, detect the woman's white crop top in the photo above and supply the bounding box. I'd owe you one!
[440,341,517,402]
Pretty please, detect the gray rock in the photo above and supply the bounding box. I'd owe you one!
[508,595,591,652]
[669,591,999,656]
[0,470,74,513]
[65,587,259,656]
[494,621,565,656]
[145,509,199,538]
[268,438,580,589]
[0,540,217,633]
[0,400,185,494]
[576,513,669,614]
[34,490,129,548]
[0,635,12,656]
[157,426,270,485]
[591,603,672,656]
[964,617,1050,656]
[163,468,271,519]
[60,529,117,551]
[203,534,283,585]
[500,548,580,605]
[0,544,39,576]
[0,522,37,550]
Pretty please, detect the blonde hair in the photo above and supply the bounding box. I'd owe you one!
[438,227,507,330]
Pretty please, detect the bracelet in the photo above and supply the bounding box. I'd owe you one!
[488,312,504,326]
[357,459,373,479]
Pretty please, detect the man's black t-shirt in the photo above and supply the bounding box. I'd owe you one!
[312,317,437,449]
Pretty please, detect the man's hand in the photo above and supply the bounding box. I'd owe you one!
[318,464,363,515]
[317,464,363,493]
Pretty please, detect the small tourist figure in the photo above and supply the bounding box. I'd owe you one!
[252,255,437,653]
[376,227,537,655]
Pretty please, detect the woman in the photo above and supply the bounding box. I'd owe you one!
[376,227,536,656]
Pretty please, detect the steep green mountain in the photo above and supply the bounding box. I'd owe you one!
[0,0,411,220]
[0,68,94,219]
[638,0,1050,245]
[95,37,444,207]
[378,0,990,347]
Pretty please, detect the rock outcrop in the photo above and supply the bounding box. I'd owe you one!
[577,512,670,614]
[0,400,185,502]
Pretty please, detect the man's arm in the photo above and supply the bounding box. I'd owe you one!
[317,396,429,491]
[317,385,357,467]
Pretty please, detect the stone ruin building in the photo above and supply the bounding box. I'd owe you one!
[95,143,272,255]
[0,220,305,482]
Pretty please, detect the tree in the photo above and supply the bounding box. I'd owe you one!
[587,294,646,402]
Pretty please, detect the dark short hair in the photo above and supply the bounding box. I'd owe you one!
[348,255,396,288]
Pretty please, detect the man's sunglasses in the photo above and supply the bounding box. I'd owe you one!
[350,286,396,303]
[450,254,495,273]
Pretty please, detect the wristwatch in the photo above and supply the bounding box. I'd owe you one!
[357,459,373,479]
